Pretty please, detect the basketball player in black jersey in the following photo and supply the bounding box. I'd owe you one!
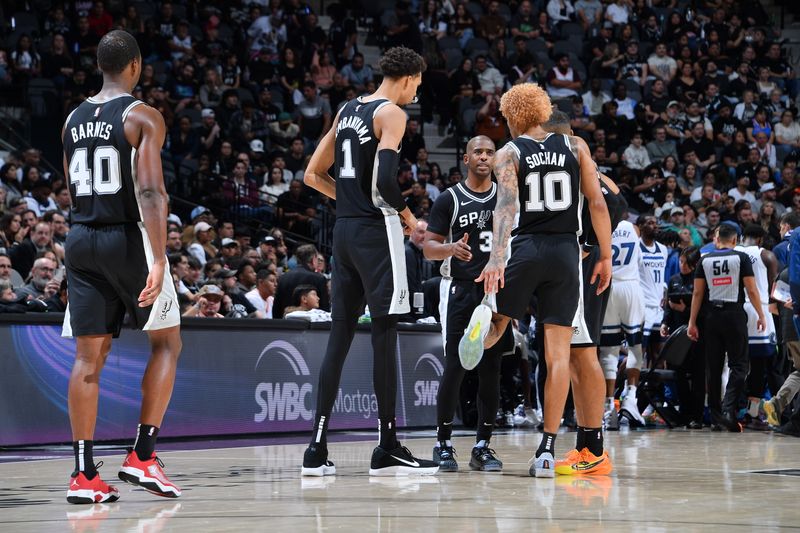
[459,84,612,477]
[423,135,511,472]
[301,47,439,476]
[543,111,625,476]
[62,31,182,503]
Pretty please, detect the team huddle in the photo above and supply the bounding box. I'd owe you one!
[61,35,770,505]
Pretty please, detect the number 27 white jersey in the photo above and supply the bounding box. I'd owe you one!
[610,220,642,282]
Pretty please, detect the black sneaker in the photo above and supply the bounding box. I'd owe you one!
[469,445,503,472]
[433,442,458,472]
[369,445,439,476]
[713,412,743,433]
[301,445,336,477]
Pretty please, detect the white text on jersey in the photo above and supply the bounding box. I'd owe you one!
[336,115,372,144]
[70,121,113,142]
[525,152,566,169]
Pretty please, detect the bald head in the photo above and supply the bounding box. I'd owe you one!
[463,135,495,181]
[466,135,494,153]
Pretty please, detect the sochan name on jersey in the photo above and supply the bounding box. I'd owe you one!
[70,121,113,142]
[414,353,444,407]
[525,152,566,169]
[336,115,372,144]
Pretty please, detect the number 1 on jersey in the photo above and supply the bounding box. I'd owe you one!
[340,138,355,178]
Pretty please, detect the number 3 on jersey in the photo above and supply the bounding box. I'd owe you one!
[525,171,572,212]
[69,146,122,196]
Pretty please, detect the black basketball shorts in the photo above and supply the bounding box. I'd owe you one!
[62,223,180,338]
[330,216,410,319]
[571,244,611,347]
[495,233,580,326]
[439,277,514,356]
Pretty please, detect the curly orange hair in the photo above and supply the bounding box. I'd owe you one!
[499,83,553,134]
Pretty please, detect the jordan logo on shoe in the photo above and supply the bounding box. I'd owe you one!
[71,479,79,488]
[390,455,420,467]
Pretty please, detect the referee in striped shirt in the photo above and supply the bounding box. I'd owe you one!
[688,223,766,432]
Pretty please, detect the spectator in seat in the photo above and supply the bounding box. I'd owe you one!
[199,108,222,157]
[647,126,678,164]
[511,1,540,38]
[283,284,322,317]
[381,1,423,52]
[339,52,373,93]
[284,137,307,176]
[582,77,611,116]
[400,118,426,164]
[295,81,332,153]
[547,0,576,26]
[752,131,777,170]
[187,221,216,266]
[575,0,603,30]
[623,132,651,171]
[169,116,200,168]
[182,284,226,318]
[246,268,277,318]
[277,179,317,238]
[222,160,266,219]
[647,42,677,85]
[679,122,716,172]
[43,210,68,245]
[166,228,184,254]
[269,113,302,151]
[475,94,508,145]
[272,244,329,318]
[546,53,582,99]
[612,82,637,120]
[228,100,268,153]
[474,1,506,41]
[0,253,15,286]
[25,180,58,218]
[8,221,61,280]
[775,110,800,163]
[474,55,503,97]
[15,257,58,301]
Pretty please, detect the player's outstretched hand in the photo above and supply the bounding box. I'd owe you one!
[476,257,505,295]
[592,256,612,295]
[452,232,472,261]
[139,261,165,308]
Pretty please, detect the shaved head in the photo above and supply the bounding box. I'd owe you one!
[466,135,494,153]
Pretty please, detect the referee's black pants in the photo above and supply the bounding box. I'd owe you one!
[704,307,749,418]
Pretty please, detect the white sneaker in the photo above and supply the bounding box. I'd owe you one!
[458,304,492,370]
[512,404,540,427]
[529,452,555,478]
[620,394,646,426]
[603,406,619,431]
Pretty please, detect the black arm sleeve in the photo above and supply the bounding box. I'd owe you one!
[376,149,407,213]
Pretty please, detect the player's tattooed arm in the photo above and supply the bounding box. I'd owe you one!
[475,144,518,294]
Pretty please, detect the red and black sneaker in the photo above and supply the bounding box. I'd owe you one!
[66,463,120,504]
[118,448,181,498]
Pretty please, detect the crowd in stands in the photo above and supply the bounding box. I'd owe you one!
[1,0,800,433]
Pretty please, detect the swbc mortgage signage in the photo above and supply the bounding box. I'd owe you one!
[0,323,445,446]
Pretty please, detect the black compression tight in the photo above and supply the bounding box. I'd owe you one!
[310,314,399,450]
[436,336,503,443]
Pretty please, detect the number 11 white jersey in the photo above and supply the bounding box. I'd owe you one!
[610,220,641,282]
[638,240,668,308]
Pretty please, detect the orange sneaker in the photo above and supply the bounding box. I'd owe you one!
[555,448,613,476]
[555,448,583,470]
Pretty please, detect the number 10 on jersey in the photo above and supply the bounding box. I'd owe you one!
[524,171,572,212]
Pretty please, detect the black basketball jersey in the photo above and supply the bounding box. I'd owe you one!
[507,133,582,236]
[427,182,497,281]
[63,94,144,225]
[334,96,396,218]
[581,179,628,246]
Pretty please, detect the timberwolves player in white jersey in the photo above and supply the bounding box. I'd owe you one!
[459,84,612,477]
[599,218,645,428]
[62,30,181,504]
[736,224,779,419]
[301,47,438,477]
